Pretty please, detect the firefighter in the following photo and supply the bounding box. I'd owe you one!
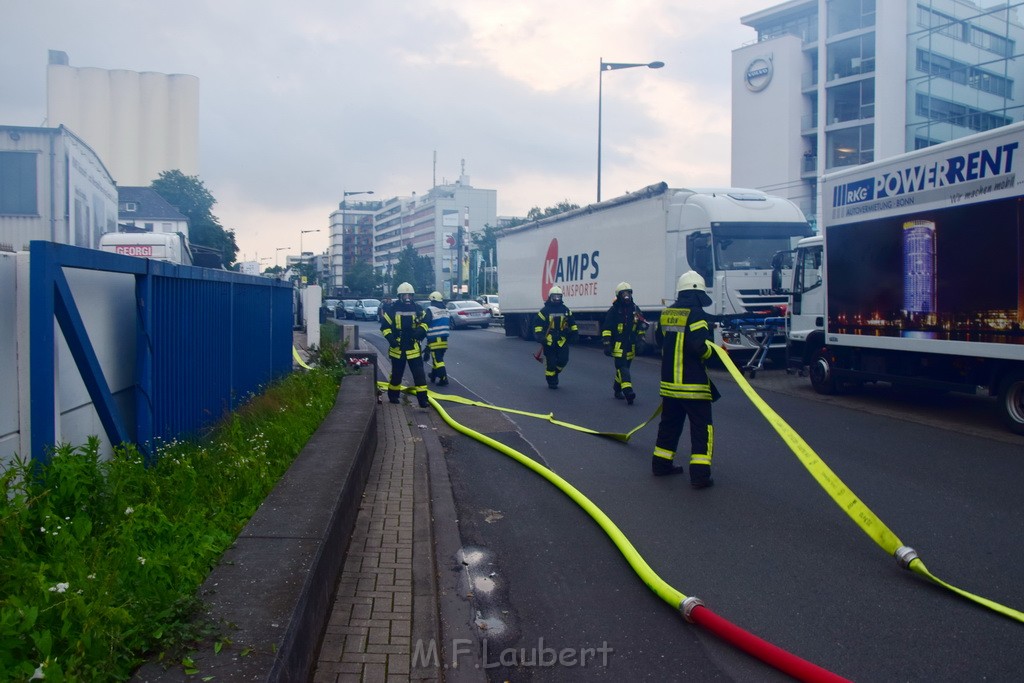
[601,282,648,404]
[425,291,450,386]
[533,286,578,389]
[380,282,431,408]
[651,271,720,487]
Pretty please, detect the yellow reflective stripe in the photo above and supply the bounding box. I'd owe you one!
[653,447,675,460]
[689,319,709,332]
[689,454,711,466]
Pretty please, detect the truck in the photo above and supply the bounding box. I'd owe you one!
[497,182,814,353]
[98,230,194,265]
[781,121,1024,434]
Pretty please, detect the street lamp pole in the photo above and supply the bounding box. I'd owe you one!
[275,246,290,269]
[300,229,319,261]
[597,58,665,203]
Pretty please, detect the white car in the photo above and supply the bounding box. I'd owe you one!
[476,294,500,317]
[446,300,492,329]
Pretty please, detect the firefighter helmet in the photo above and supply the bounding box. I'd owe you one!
[547,286,563,302]
[429,291,443,302]
[397,282,414,295]
[615,282,632,296]
[676,271,712,305]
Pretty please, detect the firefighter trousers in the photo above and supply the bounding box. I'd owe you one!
[653,397,714,480]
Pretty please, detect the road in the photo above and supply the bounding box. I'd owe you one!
[354,319,1024,682]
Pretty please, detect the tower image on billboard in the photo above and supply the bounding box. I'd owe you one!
[902,219,936,320]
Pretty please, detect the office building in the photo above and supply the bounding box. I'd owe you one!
[732,0,1024,227]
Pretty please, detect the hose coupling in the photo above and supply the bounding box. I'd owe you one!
[894,545,919,569]
[681,596,705,623]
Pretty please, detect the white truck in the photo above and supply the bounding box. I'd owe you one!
[98,231,194,265]
[781,122,1024,434]
[498,182,813,353]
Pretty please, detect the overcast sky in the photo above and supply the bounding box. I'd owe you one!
[1,0,771,263]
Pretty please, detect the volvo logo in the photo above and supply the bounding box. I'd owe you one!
[744,56,773,92]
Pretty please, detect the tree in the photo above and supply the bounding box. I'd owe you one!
[388,245,434,297]
[345,260,378,296]
[503,200,580,229]
[151,170,239,267]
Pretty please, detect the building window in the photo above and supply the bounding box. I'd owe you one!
[827,124,874,169]
[0,151,38,215]
[827,0,876,37]
[827,33,875,80]
[125,201,137,212]
[916,49,1013,98]
[915,93,1013,132]
[828,80,875,123]
[916,6,1014,58]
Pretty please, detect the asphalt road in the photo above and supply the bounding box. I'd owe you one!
[355,320,1024,682]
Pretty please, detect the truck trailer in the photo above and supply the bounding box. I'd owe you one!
[782,122,1024,434]
[497,182,813,352]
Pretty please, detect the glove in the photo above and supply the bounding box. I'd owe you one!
[388,336,400,348]
[603,343,612,357]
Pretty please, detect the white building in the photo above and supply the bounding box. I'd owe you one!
[732,0,1024,227]
[371,175,497,298]
[117,186,190,237]
[46,50,199,186]
[0,124,117,251]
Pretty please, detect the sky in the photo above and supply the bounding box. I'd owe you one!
[1,0,772,264]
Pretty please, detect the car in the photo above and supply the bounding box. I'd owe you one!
[446,300,492,329]
[324,299,340,313]
[476,294,500,317]
[353,298,380,320]
[340,299,359,319]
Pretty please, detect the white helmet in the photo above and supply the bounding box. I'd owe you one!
[548,286,562,295]
[397,282,414,295]
[547,286,563,302]
[615,282,632,296]
[429,291,443,302]
[676,271,712,305]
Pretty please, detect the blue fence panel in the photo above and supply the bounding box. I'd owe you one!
[29,241,293,463]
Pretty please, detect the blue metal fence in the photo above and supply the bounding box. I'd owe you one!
[30,241,293,463]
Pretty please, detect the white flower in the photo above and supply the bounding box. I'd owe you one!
[48,582,69,593]
[137,556,146,565]
[29,664,44,680]
[40,527,46,533]
[87,574,96,580]
[124,507,134,515]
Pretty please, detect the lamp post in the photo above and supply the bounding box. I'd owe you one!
[300,229,319,261]
[597,58,664,203]
[275,246,290,269]
[339,190,374,295]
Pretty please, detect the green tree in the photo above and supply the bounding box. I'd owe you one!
[151,170,239,267]
[345,260,378,296]
[388,245,434,297]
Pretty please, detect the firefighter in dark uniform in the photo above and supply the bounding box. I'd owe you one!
[380,282,431,408]
[651,271,719,487]
[425,291,450,386]
[534,286,578,389]
[602,281,648,405]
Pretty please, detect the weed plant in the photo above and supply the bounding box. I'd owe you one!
[0,357,347,681]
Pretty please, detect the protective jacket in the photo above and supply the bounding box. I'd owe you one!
[534,301,578,347]
[655,291,714,400]
[602,299,647,359]
[381,300,430,359]
[425,303,450,349]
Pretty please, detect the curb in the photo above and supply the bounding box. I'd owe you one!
[134,352,379,682]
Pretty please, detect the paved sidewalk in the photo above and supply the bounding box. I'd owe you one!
[312,330,443,682]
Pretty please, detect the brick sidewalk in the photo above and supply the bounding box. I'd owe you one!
[313,392,437,682]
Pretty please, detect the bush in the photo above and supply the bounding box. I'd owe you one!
[0,367,341,681]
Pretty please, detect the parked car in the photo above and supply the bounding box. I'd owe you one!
[340,299,359,319]
[446,300,492,329]
[476,294,500,317]
[354,298,381,320]
[324,298,340,313]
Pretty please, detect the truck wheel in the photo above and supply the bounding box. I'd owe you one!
[997,370,1024,435]
[809,347,838,395]
[518,315,533,341]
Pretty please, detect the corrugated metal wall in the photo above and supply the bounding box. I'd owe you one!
[29,241,293,462]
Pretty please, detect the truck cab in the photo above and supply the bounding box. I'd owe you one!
[98,231,193,265]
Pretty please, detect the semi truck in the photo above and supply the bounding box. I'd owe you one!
[98,230,194,265]
[781,122,1024,434]
[497,182,814,352]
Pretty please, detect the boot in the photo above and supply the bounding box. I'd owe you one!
[689,464,714,489]
[614,390,625,400]
[437,376,449,386]
[652,456,684,477]
[624,388,636,405]
[388,390,401,405]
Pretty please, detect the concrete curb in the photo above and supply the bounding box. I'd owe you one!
[134,353,379,682]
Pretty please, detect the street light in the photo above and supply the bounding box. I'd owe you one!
[597,58,664,203]
[275,246,290,269]
[300,229,320,262]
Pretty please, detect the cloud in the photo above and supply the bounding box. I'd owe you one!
[0,0,765,261]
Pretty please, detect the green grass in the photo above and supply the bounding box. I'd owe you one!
[0,334,352,681]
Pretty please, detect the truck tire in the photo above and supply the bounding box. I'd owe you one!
[809,347,838,395]
[997,370,1024,435]
[518,315,533,341]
